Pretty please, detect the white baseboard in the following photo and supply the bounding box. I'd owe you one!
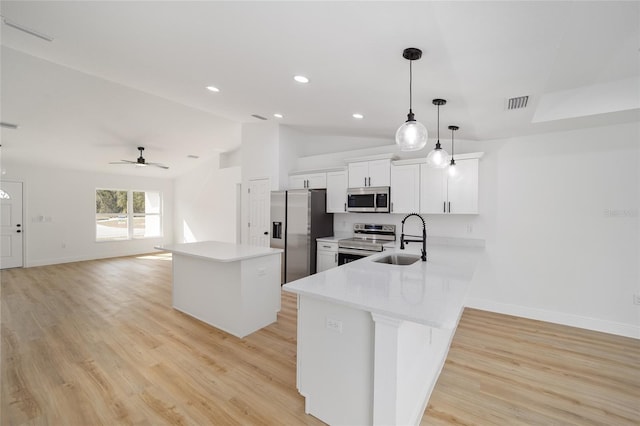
[25,249,161,267]
[465,297,640,340]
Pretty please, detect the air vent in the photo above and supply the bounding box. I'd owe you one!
[507,96,529,110]
[251,114,268,120]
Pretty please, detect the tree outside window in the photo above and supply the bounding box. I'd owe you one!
[96,189,162,241]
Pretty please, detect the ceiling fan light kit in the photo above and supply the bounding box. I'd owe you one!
[110,146,169,170]
[395,47,429,152]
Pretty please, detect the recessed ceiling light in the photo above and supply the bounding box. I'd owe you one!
[294,75,309,84]
[273,113,283,119]
[206,86,220,92]
[352,113,364,119]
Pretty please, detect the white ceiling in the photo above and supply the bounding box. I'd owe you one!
[1,1,638,177]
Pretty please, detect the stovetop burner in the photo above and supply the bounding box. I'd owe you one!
[338,223,396,252]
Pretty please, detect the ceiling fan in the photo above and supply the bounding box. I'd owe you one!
[110,146,169,169]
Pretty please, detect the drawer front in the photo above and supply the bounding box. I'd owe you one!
[317,241,338,252]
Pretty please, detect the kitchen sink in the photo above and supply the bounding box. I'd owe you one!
[373,254,421,266]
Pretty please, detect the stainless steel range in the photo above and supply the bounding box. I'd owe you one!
[337,223,396,265]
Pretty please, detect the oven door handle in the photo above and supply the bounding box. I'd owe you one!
[338,247,378,256]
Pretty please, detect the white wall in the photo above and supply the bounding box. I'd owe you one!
[239,122,300,244]
[173,154,241,244]
[2,161,173,267]
[468,122,639,338]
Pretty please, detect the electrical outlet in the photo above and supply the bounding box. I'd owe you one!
[633,294,640,306]
[466,224,473,234]
[325,317,343,333]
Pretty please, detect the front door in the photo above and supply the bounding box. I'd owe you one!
[0,181,23,269]
[248,178,270,247]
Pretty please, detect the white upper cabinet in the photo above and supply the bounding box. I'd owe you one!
[326,170,347,213]
[390,164,420,214]
[289,172,327,189]
[420,158,479,214]
[348,159,391,188]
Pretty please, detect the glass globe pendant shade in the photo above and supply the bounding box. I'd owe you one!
[426,143,449,168]
[395,116,428,151]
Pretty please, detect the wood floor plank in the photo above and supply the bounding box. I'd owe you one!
[2,254,639,425]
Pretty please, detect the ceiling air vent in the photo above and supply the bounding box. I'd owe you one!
[507,96,529,110]
[251,114,268,120]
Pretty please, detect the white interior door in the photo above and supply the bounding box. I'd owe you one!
[0,181,23,269]
[248,178,270,247]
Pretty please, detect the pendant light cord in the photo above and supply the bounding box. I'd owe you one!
[451,127,454,159]
[437,104,440,142]
[409,60,413,113]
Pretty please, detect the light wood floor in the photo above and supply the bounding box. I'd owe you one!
[2,254,639,425]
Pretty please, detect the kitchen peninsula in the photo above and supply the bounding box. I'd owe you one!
[283,244,481,426]
[156,241,282,338]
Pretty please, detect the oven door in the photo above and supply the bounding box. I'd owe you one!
[337,247,376,265]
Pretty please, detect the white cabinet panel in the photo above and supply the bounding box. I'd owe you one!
[289,173,327,189]
[348,162,370,188]
[447,159,479,214]
[419,164,447,214]
[348,159,391,188]
[420,158,479,214]
[391,164,420,214]
[326,171,347,213]
[368,159,391,187]
[316,241,338,272]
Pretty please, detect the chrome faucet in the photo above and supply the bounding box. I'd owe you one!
[399,213,427,261]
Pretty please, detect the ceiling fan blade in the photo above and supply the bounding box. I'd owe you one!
[147,162,169,169]
[109,160,137,165]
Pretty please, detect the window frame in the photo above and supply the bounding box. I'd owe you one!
[95,188,163,242]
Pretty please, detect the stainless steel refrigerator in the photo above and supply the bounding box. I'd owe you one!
[270,189,334,284]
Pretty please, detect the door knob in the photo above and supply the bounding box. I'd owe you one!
[16,230,21,233]
[263,231,268,235]
[16,224,21,227]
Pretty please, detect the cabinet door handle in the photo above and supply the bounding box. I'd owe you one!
[390,202,393,213]
[368,177,371,186]
[335,253,338,263]
[364,177,367,187]
[344,202,346,212]
[448,202,451,213]
[443,201,446,213]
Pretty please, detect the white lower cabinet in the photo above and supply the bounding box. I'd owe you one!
[390,164,420,214]
[420,158,479,214]
[316,241,338,272]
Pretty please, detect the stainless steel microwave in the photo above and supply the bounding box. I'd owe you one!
[346,186,390,213]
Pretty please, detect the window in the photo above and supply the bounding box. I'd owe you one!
[96,189,162,241]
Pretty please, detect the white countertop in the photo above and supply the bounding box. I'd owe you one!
[316,235,349,243]
[155,241,283,262]
[283,244,483,329]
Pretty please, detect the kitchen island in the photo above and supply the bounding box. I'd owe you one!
[283,244,482,426]
[156,241,283,339]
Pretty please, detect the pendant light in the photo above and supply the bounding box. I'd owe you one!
[447,125,460,179]
[395,48,428,151]
[425,99,449,168]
